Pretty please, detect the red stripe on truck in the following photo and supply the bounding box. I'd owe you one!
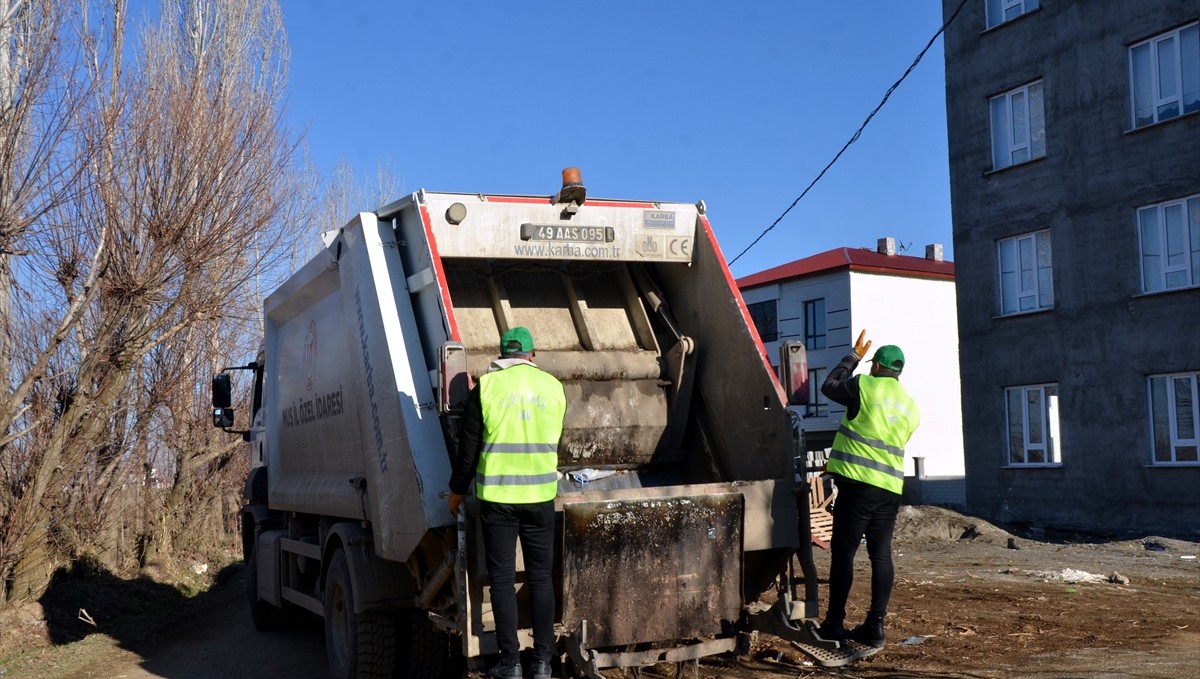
[484,196,547,205]
[484,195,657,209]
[418,204,461,342]
[584,199,657,208]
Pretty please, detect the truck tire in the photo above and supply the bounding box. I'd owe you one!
[395,610,463,679]
[326,548,397,678]
[246,549,281,631]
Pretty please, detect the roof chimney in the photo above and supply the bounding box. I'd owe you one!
[925,243,944,262]
[877,237,896,256]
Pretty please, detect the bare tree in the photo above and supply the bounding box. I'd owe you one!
[0,0,83,390]
[0,0,304,606]
[0,0,98,607]
[315,158,405,240]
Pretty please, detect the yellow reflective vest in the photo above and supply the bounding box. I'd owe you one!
[827,375,920,495]
[476,363,566,504]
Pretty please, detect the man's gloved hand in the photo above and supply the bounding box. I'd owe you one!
[448,492,465,516]
[853,329,872,360]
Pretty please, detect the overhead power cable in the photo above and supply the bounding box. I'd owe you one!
[728,0,970,267]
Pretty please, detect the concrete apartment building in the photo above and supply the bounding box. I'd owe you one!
[942,0,1199,535]
[736,241,965,506]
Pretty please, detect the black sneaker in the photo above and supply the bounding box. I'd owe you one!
[815,619,847,644]
[849,616,886,648]
[529,659,552,679]
[487,662,523,679]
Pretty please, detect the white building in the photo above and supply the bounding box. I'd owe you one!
[737,239,965,500]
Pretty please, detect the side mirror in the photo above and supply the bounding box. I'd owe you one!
[212,373,233,409]
[779,340,809,407]
[213,407,235,428]
[439,341,471,413]
[212,364,256,436]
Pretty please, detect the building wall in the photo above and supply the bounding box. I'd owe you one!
[739,265,965,506]
[779,271,852,446]
[943,0,1200,535]
[849,271,965,478]
[742,271,851,450]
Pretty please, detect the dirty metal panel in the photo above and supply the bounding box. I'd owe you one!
[558,379,672,468]
[562,493,743,648]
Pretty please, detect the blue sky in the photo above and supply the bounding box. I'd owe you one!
[281,1,953,278]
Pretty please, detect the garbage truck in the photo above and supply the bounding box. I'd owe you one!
[211,169,871,677]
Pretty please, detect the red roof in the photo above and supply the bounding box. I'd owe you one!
[735,247,955,288]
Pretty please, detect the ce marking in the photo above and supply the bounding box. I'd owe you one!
[666,237,691,259]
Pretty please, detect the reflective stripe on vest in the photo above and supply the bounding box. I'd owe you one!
[476,363,566,504]
[827,375,920,495]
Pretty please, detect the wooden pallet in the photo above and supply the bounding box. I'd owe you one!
[809,474,835,547]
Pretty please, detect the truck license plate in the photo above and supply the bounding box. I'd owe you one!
[519,223,614,243]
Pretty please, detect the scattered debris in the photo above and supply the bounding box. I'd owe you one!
[899,635,930,646]
[1181,555,1196,560]
[566,468,616,486]
[1031,568,1128,584]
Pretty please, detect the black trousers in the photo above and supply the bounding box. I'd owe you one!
[824,474,901,624]
[480,499,556,665]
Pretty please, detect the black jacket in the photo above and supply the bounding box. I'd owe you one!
[449,385,484,496]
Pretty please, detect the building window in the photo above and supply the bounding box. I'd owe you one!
[803,299,826,349]
[997,230,1053,315]
[747,300,778,342]
[986,0,1039,30]
[990,80,1045,170]
[1149,372,1199,465]
[1005,384,1061,466]
[1138,195,1200,293]
[1129,22,1200,129]
[805,367,828,418]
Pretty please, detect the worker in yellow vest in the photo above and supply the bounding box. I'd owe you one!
[448,326,566,679]
[816,330,920,652]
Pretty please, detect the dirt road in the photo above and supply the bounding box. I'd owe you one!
[1,579,328,679]
[2,506,1197,678]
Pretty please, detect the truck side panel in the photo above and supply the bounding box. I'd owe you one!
[263,213,454,563]
[264,248,365,520]
[337,213,453,562]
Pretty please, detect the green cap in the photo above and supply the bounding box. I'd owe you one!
[869,345,905,371]
[500,326,535,355]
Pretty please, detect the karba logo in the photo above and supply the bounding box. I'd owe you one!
[304,320,317,391]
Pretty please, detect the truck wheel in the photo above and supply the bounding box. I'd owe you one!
[246,549,281,631]
[325,548,397,678]
[395,610,463,679]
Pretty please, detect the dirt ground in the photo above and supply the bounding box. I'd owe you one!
[665,505,1200,679]
[2,505,1197,679]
